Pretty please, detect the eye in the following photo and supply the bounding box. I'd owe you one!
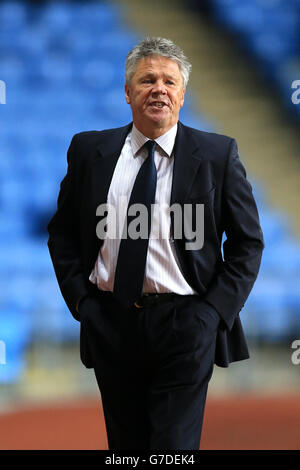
[166,80,175,85]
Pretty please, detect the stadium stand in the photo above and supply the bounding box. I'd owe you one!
[0,0,300,384]
[190,0,300,119]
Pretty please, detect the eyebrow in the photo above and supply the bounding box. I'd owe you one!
[139,72,179,81]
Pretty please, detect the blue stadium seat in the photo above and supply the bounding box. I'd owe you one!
[259,210,291,247]
[33,275,80,342]
[0,1,27,32]
[243,275,293,340]
[0,55,26,86]
[16,25,51,59]
[39,1,73,35]
[40,53,73,85]
[75,58,116,89]
[70,1,121,30]
[0,213,28,242]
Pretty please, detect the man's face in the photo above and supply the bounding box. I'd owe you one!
[125,55,185,138]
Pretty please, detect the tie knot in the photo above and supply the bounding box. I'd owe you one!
[144,140,156,155]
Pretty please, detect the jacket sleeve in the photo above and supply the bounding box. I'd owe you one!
[204,138,264,331]
[47,134,88,321]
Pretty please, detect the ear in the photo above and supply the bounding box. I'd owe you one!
[125,83,131,104]
[180,88,185,108]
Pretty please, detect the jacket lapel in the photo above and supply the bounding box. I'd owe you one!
[91,123,133,211]
[170,121,203,206]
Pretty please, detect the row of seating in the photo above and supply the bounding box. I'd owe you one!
[1,0,300,383]
[208,0,300,119]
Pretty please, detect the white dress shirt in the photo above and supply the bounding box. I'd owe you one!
[89,123,197,295]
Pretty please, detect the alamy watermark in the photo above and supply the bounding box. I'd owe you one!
[96,199,205,251]
[291,80,300,105]
[291,340,300,365]
[0,80,6,104]
[0,341,6,365]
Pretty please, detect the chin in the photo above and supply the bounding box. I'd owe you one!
[148,114,169,126]
[146,109,169,120]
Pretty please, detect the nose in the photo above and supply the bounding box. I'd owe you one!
[151,79,167,96]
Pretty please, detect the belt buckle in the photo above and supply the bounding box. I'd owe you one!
[134,293,157,308]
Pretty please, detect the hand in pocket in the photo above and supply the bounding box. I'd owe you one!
[196,303,221,332]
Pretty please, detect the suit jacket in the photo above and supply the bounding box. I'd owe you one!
[47,121,264,368]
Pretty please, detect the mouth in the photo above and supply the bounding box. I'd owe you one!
[148,101,168,109]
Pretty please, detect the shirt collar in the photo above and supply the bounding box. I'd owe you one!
[131,123,178,158]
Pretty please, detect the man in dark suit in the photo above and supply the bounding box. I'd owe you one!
[47,37,264,450]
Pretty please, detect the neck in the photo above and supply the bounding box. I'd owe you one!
[133,121,177,140]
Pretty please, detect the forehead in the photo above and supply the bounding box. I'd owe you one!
[134,55,183,79]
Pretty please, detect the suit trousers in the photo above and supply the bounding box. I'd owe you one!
[80,292,218,450]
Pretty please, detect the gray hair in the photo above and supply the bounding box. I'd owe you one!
[125,37,192,89]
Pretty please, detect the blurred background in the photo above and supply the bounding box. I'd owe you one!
[0,0,300,450]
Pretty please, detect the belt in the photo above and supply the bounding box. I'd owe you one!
[97,290,177,308]
[133,293,177,308]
